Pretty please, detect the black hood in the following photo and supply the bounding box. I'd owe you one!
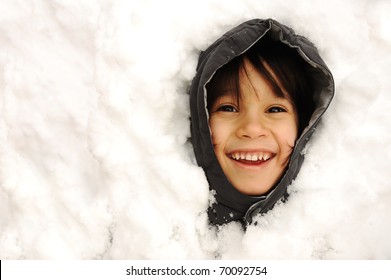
[189,19,334,225]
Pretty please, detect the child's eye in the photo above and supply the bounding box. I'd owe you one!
[217,105,238,112]
[267,106,287,113]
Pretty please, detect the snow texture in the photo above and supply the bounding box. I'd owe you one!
[1,0,391,259]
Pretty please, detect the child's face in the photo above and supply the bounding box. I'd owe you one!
[209,58,299,196]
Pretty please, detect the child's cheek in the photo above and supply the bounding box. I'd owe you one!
[210,125,222,147]
[286,120,299,147]
[208,117,220,145]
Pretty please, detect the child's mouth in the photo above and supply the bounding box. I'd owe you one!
[227,151,274,165]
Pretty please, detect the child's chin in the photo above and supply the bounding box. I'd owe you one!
[232,181,273,196]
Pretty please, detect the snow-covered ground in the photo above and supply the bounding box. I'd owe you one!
[1,0,391,259]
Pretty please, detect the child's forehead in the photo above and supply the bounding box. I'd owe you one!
[241,59,293,101]
[218,70,290,101]
[214,86,289,103]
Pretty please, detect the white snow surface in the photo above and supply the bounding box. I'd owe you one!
[1,0,391,259]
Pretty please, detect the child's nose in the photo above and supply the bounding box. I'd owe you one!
[236,112,268,139]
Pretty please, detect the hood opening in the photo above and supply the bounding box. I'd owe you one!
[189,19,334,225]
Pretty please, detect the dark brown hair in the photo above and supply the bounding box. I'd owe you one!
[207,36,314,134]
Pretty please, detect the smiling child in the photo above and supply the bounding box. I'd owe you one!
[189,19,334,225]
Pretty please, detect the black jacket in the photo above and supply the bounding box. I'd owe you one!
[189,19,334,225]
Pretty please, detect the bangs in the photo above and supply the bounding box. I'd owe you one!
[206,56,242,112]
[246,51,291,101]
[206,35,314,134]
[206,52,290,112]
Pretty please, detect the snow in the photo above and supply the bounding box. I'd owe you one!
[1,0,391,259]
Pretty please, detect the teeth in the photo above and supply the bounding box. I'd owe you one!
[230,152,272,162]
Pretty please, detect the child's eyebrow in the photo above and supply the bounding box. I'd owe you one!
[270,88,291,100]
[222,89,236,95]
[215,89,237,99]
